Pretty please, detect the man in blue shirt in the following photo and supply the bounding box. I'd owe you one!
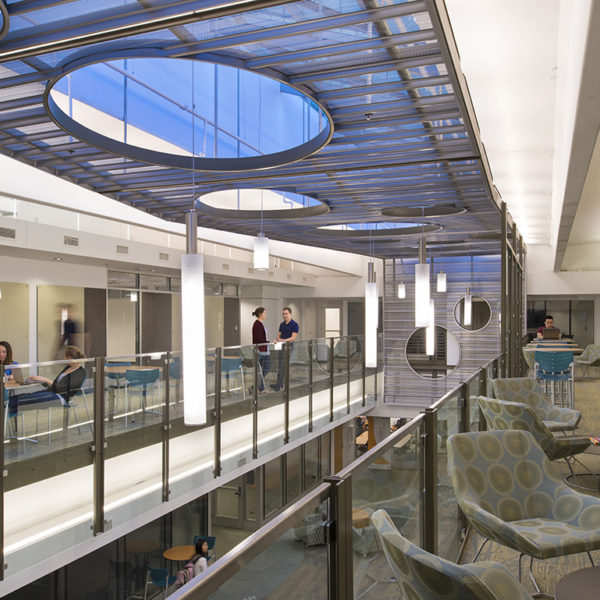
[271,307,299,391]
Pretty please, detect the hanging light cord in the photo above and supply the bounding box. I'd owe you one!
[191,62,196,209]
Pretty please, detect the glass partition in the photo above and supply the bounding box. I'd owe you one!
[3,357,96,578]
[103,352,166,531]
[311,337,332,430]
[349,420,423,599]
[289,339,311,443]
[436,394,461,560]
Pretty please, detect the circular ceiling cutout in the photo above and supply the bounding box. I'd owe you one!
[196,189,328,219]
[0,2,9,41]
[310,222,442,238]
[381,204,467,218]
[46,54,333,171]
[469,232,501,240]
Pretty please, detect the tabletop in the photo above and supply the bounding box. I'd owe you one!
[352,508,370,529]
[4,381,42,393]
[163,545,195,561]
[555,565,600,599]
[105,365,163,375]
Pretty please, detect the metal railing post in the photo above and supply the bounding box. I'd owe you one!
[362,337,366,408]
[308,340,313,433]
[423,407,438,554]
[346,338,351,414]
[284,342,290,445]
[329,338,335,422]
[479,365,488,398]
[501,201,508,377]
[325,475,353,600]
[92,356,106,535]
[253,345,259,459]
[460,382,469,433]
[162,352,171,502]
[214,348,222,478]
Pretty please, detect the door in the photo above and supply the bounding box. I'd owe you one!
[212,476,244,528]
[224,297,240,347]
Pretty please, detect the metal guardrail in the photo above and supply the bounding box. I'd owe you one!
[170,354,502,600]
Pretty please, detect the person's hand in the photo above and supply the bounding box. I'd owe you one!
[28,375,42,382]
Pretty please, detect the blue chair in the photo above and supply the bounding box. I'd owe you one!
[534,350,574,408]
[105,361,132,418]
[192,535,216,562]
[126,368,161,418]
[221,357,245,401]
[144,567,175,599]
[169,357,182,403]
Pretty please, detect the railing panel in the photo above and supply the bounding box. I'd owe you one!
[436,392,461,560]
[288,339,311,444]
[348,420,424,599]
[103,352,166,531]
[3,357,96,578]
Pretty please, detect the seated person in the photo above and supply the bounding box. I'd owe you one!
[16,346,86,407]
[536,314,561,339]
[0,340,18,382]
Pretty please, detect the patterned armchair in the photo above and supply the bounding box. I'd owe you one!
[447,430,600,565]
[475,396,590,461]
[371,508,534,600]
[491,377,581,432]
[574,344,600,376]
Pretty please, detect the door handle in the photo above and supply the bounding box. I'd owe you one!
[234,486,242,496]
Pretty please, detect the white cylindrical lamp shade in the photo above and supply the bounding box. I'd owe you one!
[414,262,430,327]
[181,253,207,425]
[426,299,435,356]
[464,292,473,327]
[437,271,446,293]
[397,282,406,299]
[253,235,269,271]
[365,282,378,368]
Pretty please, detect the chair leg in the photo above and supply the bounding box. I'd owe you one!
[472,537,489,562]
[529,556,541,594]
[587,551,595,566]
[240,365,245,401]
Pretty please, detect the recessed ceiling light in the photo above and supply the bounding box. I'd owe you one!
[54,257,62,261]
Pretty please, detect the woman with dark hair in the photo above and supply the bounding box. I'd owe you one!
[251,307,270,392]
[0,341,17,381]
[191,538,210,576]
[18,346,86,405]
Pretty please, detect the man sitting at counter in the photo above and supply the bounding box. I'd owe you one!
[537,315,561,339]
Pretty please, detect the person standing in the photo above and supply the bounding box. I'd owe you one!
[251,307,270,392]
[271,307,299,391]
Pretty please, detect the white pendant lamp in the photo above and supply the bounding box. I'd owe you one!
[426,299,435,356]
[415,237,430,327]
[395,257,406,298]
[437,271,446,293]
[365,260,378,368]
[397,282,406,299]
[464,287,473,327]
[253,235,269,271]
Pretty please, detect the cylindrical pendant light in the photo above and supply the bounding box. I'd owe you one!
[365,261,378,368]
[426,299,435,356]
[397,282,406,299]
[415,237,430,327]
[182,210,207,425]
[437,271,446,293]
[253,235,269,271]
[464,287,473,327]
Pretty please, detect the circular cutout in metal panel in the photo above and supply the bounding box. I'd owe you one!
[381,204,467,218]
[310,222,442,238]
[196,189,328,219]
[406,326,460,380]
[46,54,333,171]
[0,2,9,41]
[454,295,492,332]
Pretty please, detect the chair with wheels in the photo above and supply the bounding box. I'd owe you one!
[372,508,535,600]
[534,350,574,408]
[491,377,581,432]
[144,567,175,600]
[447,430,600,595]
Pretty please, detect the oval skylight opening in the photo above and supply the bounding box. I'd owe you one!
[46,55,333,171]
[381,204,467,218]
[310,222,442,237]
[197,189,329,219]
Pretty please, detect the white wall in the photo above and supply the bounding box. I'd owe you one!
[0,282,29,363]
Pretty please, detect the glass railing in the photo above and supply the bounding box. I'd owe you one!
[169,354,502,600]
[0,334,378,583]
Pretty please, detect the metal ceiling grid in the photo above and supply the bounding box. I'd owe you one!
[0,0,500,257]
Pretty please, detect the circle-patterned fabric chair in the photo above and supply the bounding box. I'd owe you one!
[371,508,534,600]
[490,377,581,432]
[447,430,600,563]
[475,395,590,461]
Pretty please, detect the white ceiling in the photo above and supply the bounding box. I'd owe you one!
[444,0,560,246]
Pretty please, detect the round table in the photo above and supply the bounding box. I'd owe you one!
[555,566,600,599]
[163,544,195,562]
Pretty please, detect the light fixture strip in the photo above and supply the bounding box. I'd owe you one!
[464,287,473,327]
[415,237,430,327]
[365,260,377,368]
[426,299,435,356]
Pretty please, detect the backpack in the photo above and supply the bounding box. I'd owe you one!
[174,562,195,588]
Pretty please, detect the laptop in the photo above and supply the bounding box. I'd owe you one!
[542,328,560,340]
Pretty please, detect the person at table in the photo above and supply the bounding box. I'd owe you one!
[17,346,86,406]
[191,539,210,576]
[251,306,270,393]
[536,314,561,339]
[0,340,18,382]
[271,307,299,392]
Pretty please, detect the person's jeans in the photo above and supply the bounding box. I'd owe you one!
[275,344,294,389]
[258,354,270,391]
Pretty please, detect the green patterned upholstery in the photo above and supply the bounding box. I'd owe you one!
[371,508,534,600]
[476,396,590,461]
[448,430,600,560]
[574,344,600,370]
[491,377,581,432]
